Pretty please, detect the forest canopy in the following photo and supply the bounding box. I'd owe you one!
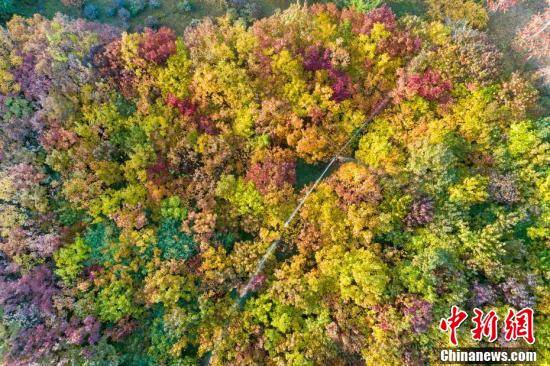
[0,2,548,365]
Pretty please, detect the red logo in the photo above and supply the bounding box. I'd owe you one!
[504,308,535,344]
[439,307,535,346]
[439,305,468,346]
[471,308,499,342]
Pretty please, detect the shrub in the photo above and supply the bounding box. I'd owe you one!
[139,27,177,64]
[176,0,192,12]
[426,0,489,29]
[149,0,161,8]
[117,6,130,21]
[144,15,159,29]
[61,0,84,6]
[106,6,117,17]
[126,0,146,15]
[83,3,99,20]
[338,0,382,12]
[0,0,15,23]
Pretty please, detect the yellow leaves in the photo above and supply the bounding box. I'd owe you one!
[270,254,310,307]
[356,118,404,174]
[426,0,488,30]
[119,32,144,72]
[216,174,265,218]
[120,226,155,252]
[97,276,139,322]
[370,22,391,43]
[356,23,391,62]
[233,103,258,137]
[117,184,148,207]
[447,88,506,147]
[123,144,155,184]
[230,240,272,277]
[0,204,25,237]
[301,184,348,244]
[357,34,378,61]
[538,173,550,203]
[20,186,49,213]
[200,246,232,285]
[508,120,542,157]
[313,12,339,42]
[426,21,451,46]
[155,43,192,100]
[375,53,401,75]
[140,112,170,139]
[80,101,127,137]
[295,126,331,163]
[195,133,212,155]
[213,41,238,63]
[316,245,389,308]
[234,27,258,62]
[262,186,298,229]
[449,175,489,204]
[192,60,255,116]
[271,50,309,108]
[0,175,14,202]
[90,184,148,219]
[425,118,453,145]
[91,161,123,186]
[339,106,367,134]
[270,310,295,333]
[143,264,190,305]
[0,64,19,95]
[346,204,377,243]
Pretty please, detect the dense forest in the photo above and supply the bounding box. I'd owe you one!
[0,0,548,365]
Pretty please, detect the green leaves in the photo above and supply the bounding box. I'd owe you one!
[216,175,265,217]
[160,196,187,221]
[54,237,91,284]
[156,218,197,261]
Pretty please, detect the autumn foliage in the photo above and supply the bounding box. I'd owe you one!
[0,4,548,366]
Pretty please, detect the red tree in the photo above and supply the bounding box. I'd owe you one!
[139,27,177,64]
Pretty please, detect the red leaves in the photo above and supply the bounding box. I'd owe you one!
[146,156,170,185]
[91,40,137,98]
[303,45,333,72]
[378,30,422,58]
[404,197,435,228]
[513,8,550,61]
[40,122,78,151]
[248,273,267,292]
[166,93,197,117]
[397,68,453,103]
[302,45,353,102]
[246,149,296,194]
[407,69,452,101]
[342,4,397,35]
[330,69,353,102]
[487,0,522,12]
[139,27,177,65]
